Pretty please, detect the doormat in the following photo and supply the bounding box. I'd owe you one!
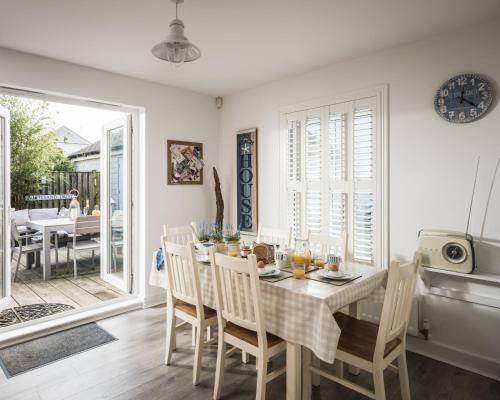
[0,322,117,377]
[0,303,75,328]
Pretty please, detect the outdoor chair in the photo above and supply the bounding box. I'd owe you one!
[66,215,100,278]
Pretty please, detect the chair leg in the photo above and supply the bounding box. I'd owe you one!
[92,250,95,267]
[373,366,386,400]
[242,350,249,364]
[14,253,22,282]
[213,334,226,400]
[398,351,411,400]
[193,322,204,385]
[66,246,70,273]
[192,326,196,347]
[335,360,344,378]
[73,249,78,278]
[255,356,268,400]
[55,236,59,274]
[165,307,176,365]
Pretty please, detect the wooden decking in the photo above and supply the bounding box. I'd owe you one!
[9,251,128,310]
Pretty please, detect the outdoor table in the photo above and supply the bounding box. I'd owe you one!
[26,218,74,280]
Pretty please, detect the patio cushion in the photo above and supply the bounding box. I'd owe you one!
[12,209,29,226]
[29,208,59,221]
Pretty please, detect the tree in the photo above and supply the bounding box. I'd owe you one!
[0,96,74,209]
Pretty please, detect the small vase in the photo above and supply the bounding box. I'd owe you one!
[214,242,227,254]
[227,242,240,255]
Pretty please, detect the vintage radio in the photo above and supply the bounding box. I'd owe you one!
[417,230,475,273]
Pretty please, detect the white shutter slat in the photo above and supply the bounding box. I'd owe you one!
[306,190,322,235]
[329,192,346,238]
[305,116,321,181]
[288,190,302,241]
[287,119,301,182]
[353,192,374,263]
[353,107,374,180]
[329,112,346,181]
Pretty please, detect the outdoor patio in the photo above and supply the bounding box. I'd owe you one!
[7,251,127,314]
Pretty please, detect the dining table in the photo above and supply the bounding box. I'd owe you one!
[26,218,74,280]
[149,253,387,400]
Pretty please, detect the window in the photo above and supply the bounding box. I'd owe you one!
[281,88,387,266]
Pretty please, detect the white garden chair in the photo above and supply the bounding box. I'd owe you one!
[66,215,100,278]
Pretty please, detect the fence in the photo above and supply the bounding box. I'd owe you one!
[27,171,100,211]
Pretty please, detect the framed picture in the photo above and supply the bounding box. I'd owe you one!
[236,128,258,233]
[167,140,204,185]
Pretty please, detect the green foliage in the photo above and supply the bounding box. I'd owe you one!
[210,224,224,243]
[224,224,240,242]
[0,96,74,209]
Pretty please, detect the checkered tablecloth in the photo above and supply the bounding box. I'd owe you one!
[149,251,387,363]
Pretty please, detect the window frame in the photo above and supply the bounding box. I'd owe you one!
[279,85,389,268]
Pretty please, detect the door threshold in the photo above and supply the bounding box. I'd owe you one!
[0,297,142,348]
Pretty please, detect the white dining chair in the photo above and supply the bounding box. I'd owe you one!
[302,252,422,400]
[66,215,100,278]
[308,231,347,261]
[210,251,286,400]
[11,219,58,281]
[256,223,291,248]
[162,239,218,385]
[163,224,197,245]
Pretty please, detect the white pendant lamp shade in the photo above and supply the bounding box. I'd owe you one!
[152,0,201,64]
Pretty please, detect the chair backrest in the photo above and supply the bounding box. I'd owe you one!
[74,215,100,235]
[163,224,197,245]
[308,232,347,261]
[256,223,291,248]
[374,252,421,359]
[210,251,268,348]
[10,219,22,241]
[161,239,205,318]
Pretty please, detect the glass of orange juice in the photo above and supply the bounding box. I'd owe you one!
[292,265,305,279]
[228,251,239,257]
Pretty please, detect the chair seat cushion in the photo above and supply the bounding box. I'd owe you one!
[174,300,217,320]
[224,322,283,348]
[334,312,401,361]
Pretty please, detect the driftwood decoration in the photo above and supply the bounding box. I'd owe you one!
[213,167,224,228]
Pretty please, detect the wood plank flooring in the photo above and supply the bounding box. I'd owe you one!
[1,306,498,400]
[9,250,127,311]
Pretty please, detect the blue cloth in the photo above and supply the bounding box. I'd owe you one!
[156,248,164,271]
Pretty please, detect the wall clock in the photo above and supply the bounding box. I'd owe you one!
[434,73,494,123]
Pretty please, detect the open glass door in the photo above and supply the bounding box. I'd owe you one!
[0,106,10,310]
[100,116,132,293]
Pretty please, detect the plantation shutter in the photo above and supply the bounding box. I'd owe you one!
[284,95,380,265]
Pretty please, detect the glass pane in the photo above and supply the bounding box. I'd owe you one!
[108,126,125,280]
[0,116,4,298]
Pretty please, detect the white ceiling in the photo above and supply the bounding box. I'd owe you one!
[0,0,499,96]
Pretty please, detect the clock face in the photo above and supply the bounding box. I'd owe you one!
[434,73,494,123]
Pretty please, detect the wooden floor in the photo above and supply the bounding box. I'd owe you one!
[1,306,499,400]
[8,250,127,311]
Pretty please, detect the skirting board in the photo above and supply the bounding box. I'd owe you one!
[407,336,500,382]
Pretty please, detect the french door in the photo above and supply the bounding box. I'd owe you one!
[0,106,10,310]
[100,116,132,293]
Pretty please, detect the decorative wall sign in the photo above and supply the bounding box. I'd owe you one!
[167,140,204,185]
[236,128,258,233]
[25,194,76,201]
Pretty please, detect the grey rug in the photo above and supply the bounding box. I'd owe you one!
[0,323,117,377]
[0,303,75,328]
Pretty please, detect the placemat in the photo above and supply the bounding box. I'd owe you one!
[306,270,362,286]
[280,264,319,274]
[259,270,293,283]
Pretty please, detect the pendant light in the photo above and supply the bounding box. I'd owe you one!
[152,0,201,64]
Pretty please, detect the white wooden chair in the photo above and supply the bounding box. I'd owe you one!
[66,216,100,278]
[11,219,58,281]
[256,223,291,248]
[210,251,286,400]
[162,239,218,386]
[163,224,197,245]
[308,232,347,261]
[302,253,422,400]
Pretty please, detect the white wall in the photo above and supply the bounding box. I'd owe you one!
[218,19,500,378]
[0,47,218,305]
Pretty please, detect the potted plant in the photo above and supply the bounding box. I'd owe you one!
[224,224,240,255]
[210,224,226,253]
[195,222,211,243]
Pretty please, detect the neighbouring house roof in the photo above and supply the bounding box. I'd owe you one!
[68,137,123,159]
[68,141,100,159]
[55,125,90,145]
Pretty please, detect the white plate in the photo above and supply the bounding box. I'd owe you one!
[317,269,351,280]
[257,266,280,277]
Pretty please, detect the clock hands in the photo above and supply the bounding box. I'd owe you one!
[459,89,477,107]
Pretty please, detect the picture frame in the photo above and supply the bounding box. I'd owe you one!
[236,128,258,233]
[167,140,204,185]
